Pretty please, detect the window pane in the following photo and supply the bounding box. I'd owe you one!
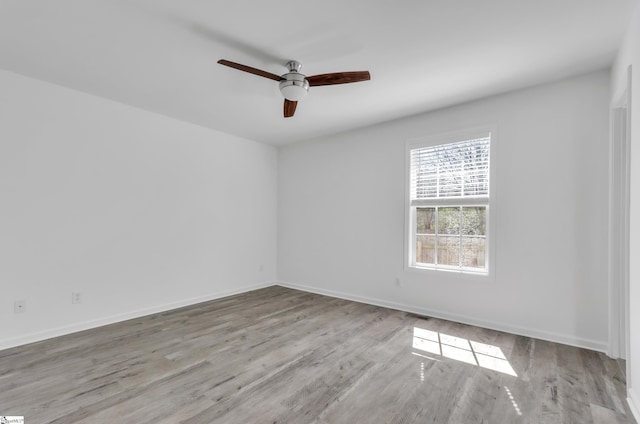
[461,236,486,268]
[461,207,486,268]
[416,208,436,234]
[438,234,460,266]
[437,207,460,266]
[416,208,436,265]
[461,207,486,236]
[438,207,460,234]
[416,235,436,265]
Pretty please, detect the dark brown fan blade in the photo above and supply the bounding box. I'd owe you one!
[307,71,370,87]
[217,59,283,81]
[284,99,298,118]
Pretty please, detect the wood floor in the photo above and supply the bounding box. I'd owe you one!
[0,286,635,424]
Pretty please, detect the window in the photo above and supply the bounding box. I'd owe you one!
[406,130,491,274]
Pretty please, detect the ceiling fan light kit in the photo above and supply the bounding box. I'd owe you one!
[217,58,370,118]
[279,61,309,101]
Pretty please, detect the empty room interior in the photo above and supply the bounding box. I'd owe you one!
[2,1,640,423]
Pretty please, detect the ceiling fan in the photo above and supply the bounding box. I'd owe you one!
[217,59,371,118]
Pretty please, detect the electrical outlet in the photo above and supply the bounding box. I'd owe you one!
[72,292,82,304]
[14,300,26,314]
[394,277,402,288]
[259,264,264,272]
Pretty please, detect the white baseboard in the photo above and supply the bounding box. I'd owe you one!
[2,280,609,355]
[276,281,608,353]
[0,281,275,351]
[629,389,640,423]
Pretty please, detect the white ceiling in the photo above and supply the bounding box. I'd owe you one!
[0,0,635,145]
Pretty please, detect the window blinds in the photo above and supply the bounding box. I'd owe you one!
[410,136,490,205]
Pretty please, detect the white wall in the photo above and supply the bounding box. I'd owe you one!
[0,70,278,349]
[278,70,611,352]
[612,2,640,420]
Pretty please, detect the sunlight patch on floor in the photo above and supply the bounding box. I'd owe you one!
[412,327,517,377]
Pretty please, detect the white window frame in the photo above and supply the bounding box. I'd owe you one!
[404,126,496,278]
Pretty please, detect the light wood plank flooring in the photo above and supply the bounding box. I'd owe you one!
[0,286,635,423]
